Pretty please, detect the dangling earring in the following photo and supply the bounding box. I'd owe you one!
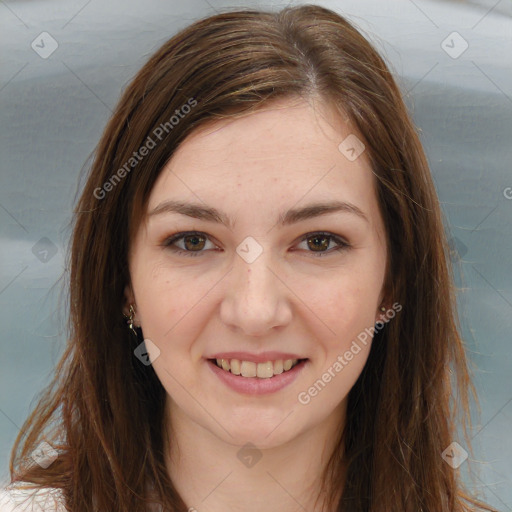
[125,304,138,337]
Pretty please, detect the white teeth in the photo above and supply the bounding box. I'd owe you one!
[257,361,273,379]
[214,358,301,378]
[230,359,241,375]
[240,360,257,377]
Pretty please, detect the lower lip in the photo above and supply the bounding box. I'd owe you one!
[207,359,308,395]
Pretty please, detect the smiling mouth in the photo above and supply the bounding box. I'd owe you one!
[208,358,307,379]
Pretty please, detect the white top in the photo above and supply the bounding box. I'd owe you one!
[0,483,66,512]
[0,482,164,511]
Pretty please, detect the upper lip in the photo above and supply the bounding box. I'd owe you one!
[207,352,306,363]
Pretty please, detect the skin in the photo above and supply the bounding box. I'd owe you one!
[124,96,390,511]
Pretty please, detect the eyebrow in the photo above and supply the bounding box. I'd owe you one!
[148,199,369,228]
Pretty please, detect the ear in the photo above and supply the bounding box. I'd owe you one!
[122,284,136,317]
[375,290,391,324]
[375,304,391,324]
[375,278,395,324]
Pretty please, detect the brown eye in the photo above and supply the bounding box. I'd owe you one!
[182,234,207,251]
[162,231,216,257]
[297,232,350,257]
[307,234,331,252]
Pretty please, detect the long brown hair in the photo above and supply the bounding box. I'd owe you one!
[8,5,497,511]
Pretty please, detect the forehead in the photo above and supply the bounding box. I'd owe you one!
[148,97,381,231]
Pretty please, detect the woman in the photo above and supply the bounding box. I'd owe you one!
[1,4,497,512]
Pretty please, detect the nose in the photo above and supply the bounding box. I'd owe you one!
[219,248,293,337]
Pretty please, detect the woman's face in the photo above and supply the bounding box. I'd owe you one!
[126,97,388,448]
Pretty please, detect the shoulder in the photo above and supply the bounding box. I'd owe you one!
[0,482,66,512]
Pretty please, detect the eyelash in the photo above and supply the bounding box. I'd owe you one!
[161,231,350,258]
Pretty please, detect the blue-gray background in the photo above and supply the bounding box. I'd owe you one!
[0,0,511,509]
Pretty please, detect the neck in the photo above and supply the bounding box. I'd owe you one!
[164,398,347,512]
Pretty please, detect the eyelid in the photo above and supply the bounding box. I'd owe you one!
[293,231,350,257]
[161,231,218,257]
[161,230,350,257]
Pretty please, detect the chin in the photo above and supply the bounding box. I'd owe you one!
[215,415,304,449]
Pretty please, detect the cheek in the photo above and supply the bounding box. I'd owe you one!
[310,271,379,344]
[313,267,381,396]
[130,262,176,333]
[135,264,177,329]
[302,283,376,411]
[133,260,216,360]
